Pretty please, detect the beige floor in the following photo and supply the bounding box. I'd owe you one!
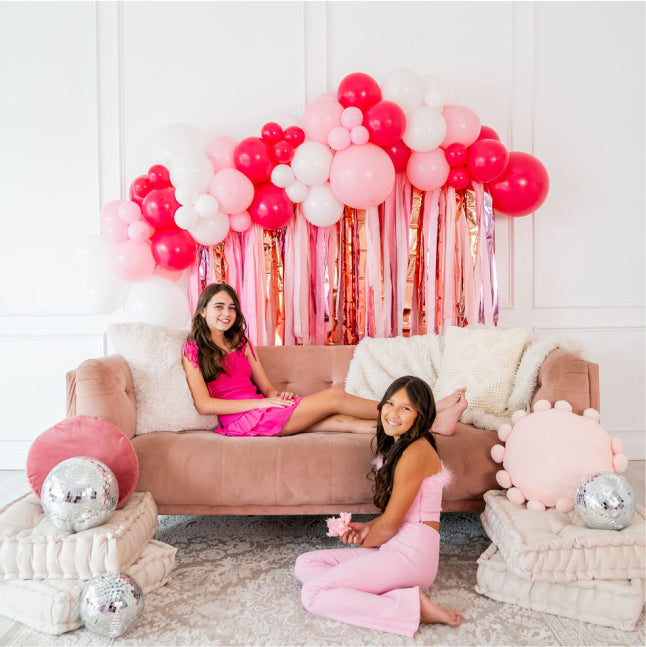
[1,461,644,510]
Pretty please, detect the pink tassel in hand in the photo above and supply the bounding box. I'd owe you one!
[326,512,352,537]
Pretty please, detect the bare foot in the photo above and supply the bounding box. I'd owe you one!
[431,389,468,437]
[419,591,462,626]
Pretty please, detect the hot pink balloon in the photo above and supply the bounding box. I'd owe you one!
[441,105,481,149]
[147,164,171,188]
[477,125,501,142]
[208,168,254,214]
[205,135,238,173]
[444,143,468,168]
[229,211,252,233]
[129,175,152,206]
[384,140,411,174]
[100,200,129,243]
[283,126,305,147]
[249,183,294,230]
[406,149,450,191]
[337,72,382,111]
[447,167,471,190]
[301,95,343,143]
[110,240,156,282]
[141,187,180,231]
[363,100,407,147]
[329,143,396,209]
[233,137,275,184]
[466,139,509,183]
[151,228,197,271]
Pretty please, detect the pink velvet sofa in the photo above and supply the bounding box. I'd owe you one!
[65,345,599,516]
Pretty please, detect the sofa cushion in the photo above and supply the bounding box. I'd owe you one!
[0,492,158,581]
[0,539,176,635]
[476,543,644,631]
[481,490,646,582]
[108,322,219,435]
[26,415,139,508]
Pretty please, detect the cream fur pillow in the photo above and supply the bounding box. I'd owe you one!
[433,325,528,428]
[108,322,219,435]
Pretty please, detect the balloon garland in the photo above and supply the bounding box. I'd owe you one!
[98,69,549,343]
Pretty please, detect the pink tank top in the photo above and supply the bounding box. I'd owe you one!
[402,464,453,523]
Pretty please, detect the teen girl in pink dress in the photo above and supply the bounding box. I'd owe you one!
[294,376,463,637]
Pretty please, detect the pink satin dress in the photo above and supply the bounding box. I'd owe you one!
[183,341,301,437]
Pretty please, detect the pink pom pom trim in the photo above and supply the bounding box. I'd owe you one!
[183,340,199,368]
[326,512,352,537]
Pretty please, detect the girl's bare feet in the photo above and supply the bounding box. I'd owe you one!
[419,590,462,626]
[432,389,468,437]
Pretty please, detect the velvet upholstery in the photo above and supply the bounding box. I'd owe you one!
[65,345,599,515]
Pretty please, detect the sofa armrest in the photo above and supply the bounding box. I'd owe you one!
[65,355,137,440]
[531,348,600,414]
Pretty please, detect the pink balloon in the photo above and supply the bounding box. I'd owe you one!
[110,240,156,282]
[328,126,351,151]
[329,143,396,209]
[441,105,481,149]
[249,183,294,230]
[147,164,171,188]
[100,200,129,243]
[153,266,184,282]
[466,139,509,183]
[447,167,471,190]
[208,168,254,214]
[229,211,252,232]
[283,126,305,148]
[128,220,155,243]
[301,95,343,143]
[151,228,197,271]
[141,187,180,231]
[363,100,407,147]
[384,140,411,174]
[444,143,468,168]
[233,137,275,184]
[337,72,382,111]
[477,125,500,142]
[118,201,142,224]
[205,136,238,173]
[406,149,451,191]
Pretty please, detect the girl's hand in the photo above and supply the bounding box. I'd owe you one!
[269,390,298,401]
[258,396,295,409]
[341,522,371,546]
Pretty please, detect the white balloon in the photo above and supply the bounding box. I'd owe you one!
[291,141,333,187]
[169,152,214,194]
[156,123,206,165]
[123,276,190,328]
[271,164,295,188]
[174,205,200,230]
[188,212,230,246]
[302,183,344,227]
[194,193,219,218]
[285,180,309,203]
[175,184,201,206]
[402,105,447,152]
[381,68,426,114]
[423,74,447,108]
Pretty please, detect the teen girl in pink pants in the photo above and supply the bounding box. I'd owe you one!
[294,376,463,638]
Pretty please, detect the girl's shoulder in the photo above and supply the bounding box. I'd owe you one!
[400,437,440,472]
[183,340,199,368]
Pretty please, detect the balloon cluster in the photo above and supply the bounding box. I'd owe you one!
[99,68,550,285]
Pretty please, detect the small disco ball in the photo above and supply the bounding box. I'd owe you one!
[40,456,119,532]
[80,572,144,637]
[574,472,636,531]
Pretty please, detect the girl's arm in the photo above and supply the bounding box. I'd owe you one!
[360,442,441,548]
[181,355,294,416]
[246,342,296,400]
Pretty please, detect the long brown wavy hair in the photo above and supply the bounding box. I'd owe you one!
[186,283,248,382]
[371,375,438,511]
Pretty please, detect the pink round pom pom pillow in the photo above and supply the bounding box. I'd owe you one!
[27,415,139,509]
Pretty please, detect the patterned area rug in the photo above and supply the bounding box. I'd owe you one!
[0,512,643,646]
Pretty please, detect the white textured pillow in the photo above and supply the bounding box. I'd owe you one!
[0,492,158,581]
[433,325,528,428]
[0,539,176,635]
[108,322,219,435]
[476,543,644,631]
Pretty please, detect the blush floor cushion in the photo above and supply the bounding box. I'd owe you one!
[0,539,176,635]
[476,543,644,630]
[480,490,646,582]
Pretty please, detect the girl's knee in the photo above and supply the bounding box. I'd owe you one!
[300,581,321,613]
[294,553,313,582]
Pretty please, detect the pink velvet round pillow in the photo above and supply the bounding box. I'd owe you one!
[27,415,139,508]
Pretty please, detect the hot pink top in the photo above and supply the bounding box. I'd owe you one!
[183,340,301,437]
[402,464,452,523]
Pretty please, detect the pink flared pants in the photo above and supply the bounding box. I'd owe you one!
[294,522,440,637]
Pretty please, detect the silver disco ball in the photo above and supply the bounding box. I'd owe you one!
[80,572,144,637]
[574,472,636,531]
[40,456,119,532]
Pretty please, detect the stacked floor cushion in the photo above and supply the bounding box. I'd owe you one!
[476,489,645,630]
[0,492,176,635]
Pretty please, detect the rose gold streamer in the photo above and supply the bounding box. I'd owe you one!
[454,191,467,327]
[326,222,339,344]
[434,190,445,333]
[441,187,457,333]
[422,189,440,334]
[394,176,412,336]
[409,187,424,335]
[364,206,385,338]
[483,186,498,325]
[464,188,480,325]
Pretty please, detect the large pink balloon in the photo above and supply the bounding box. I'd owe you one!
[337,72,382,111]
[248,183,293,230]
[441,105,481,149]
[489,152,549,217]
[233,137,274,184]
[363,100,407,147]
[406,149,450,191]
[301,95,343,143]
[205,135,238,173]
[208,168,254,214]
[151,228,197,271]
[329,143,396,209]
[100,200,129,243]
[110,240,156,282]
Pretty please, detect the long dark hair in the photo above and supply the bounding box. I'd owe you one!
[371,376,438,511]
[187,283,248,382]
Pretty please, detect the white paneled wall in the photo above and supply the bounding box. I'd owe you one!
[0,1,643,467]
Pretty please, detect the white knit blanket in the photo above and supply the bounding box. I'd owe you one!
[345,331,585,430]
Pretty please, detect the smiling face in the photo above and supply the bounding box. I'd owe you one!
[380,387,419,441]
[200,289,238,336]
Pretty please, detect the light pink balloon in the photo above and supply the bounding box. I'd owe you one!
[128,220,155,242]
[100,200,130,243]
[229,210,252,232]
[205,135,238,173]
[208,168,255,214]
[406,149,451,191]
[301,95,343,143]
[110,239,156,282]
[153,266,184,282]
[329,143,396,209]
[441,105,481,148]
[328,126,351,151]
[118,201,142,224]
[350,125,370,145]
